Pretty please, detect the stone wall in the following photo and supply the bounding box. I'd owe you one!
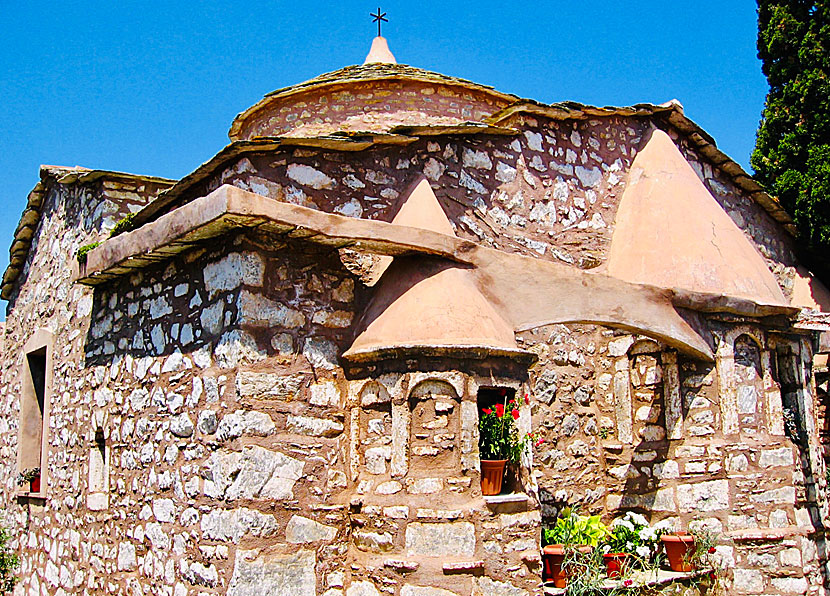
[204,113,797,293]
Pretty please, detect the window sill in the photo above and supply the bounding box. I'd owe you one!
[16,491,46,501]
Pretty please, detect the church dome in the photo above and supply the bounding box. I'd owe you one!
[228,39,516,141]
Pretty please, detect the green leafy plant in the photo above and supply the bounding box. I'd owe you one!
[478,393,537,464]
[15,468,39,487]
[76,242,101,264]
[109,213,137,237]
[0,525,19,595]
[686,527,719,571]
[543,508,610,548]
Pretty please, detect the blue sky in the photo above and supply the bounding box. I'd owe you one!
[0,1,767,288]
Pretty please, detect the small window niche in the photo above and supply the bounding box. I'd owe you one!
[17,331,52,497]
[477,386,522,494]
[87,429,109,511]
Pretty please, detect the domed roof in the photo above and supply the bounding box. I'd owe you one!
[229,39,517,141]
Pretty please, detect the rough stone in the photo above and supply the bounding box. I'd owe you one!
[227,549,316,596]
[405,522,475,556]
[286,515,337,543]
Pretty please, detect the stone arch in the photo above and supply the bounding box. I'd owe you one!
[409,379,458,401]
[716,325,770,435]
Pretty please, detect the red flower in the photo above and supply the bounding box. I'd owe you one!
[508,398,516,405]
[624,580,633,587]
[495,403,505,418]
[708,547,716,554]
[511,409,520,420]
[482,408,492,415]
[535,437,545,447]
[524,393,530,404]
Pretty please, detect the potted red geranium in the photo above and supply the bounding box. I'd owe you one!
[478,393,537,495]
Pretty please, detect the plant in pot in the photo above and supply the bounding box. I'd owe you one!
[542,508,609,588]
[660,526,718,573]
[602,512,665,579]
[16,468,40,493]
[478,394,536,495]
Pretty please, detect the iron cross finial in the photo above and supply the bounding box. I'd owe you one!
[370,7,388,37]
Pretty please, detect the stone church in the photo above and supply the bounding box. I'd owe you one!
[2,34,830,595]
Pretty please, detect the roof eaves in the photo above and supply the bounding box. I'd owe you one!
[1,166,176,300]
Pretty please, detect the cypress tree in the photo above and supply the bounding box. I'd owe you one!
[752,1,830,252]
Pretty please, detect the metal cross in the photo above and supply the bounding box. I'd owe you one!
[370,7,388,37]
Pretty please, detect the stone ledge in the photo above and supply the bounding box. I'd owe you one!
[727,526,813,542]
[543,568,712,594]
[483,492,529,506]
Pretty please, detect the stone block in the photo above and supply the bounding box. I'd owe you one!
[201,507,279,543]
[236,371,305,400]
[732,568,764,592]
[677,480,729,512]
[759,447,793,468]
[286,515,337,543]
[770,577,808,593]
[287,415,343,437]
[406,478,443,494]
[347,581,381,596]
[221,446,305,500]
[354,531,394,553]
[749,486,795,505]
[227,549,316,596]
[405,522,475,556]
[472,576,528,596]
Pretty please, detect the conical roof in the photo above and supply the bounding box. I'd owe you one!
[606,127,789,310]
[344,177,528,361]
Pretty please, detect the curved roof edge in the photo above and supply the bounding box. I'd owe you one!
[228,62,519,140]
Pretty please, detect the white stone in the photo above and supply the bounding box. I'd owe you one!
[750,486,796,504]
[170,414,194,438]
[335,198,363,218]
[201,507,279,543]
[405,522,475,556]
[285,515,337,543]
[759,447,793,468]
[575,165,602,188]
[287,164,335,189]
[152,498,176,522]
[732,568,764,591]
[770,577,808,593]
[462,148,492,170]
[346,581,381,596]
[238,291,305,328]
[302,337,338,370]
[117,542,137,571]
[287,415,343,437]
[228,549,316,596]
[310,381,341,406]
[677,480,729,512]
[220,446,305,501]
[204,252,264,297]
[472,576,528,596]
[215,330,266,368]
[402,586,459,596]
[524,131,544,151]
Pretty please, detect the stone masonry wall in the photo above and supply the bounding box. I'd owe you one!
[520,320,827,595]
[205,113,797,294]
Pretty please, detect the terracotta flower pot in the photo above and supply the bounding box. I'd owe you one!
[662,533,696,572]
[542,545,592,588]
[30,474,40,494]
[480,459,507,495]
[603,552,628,578]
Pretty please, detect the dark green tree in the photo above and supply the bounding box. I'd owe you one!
[752,1,830,252]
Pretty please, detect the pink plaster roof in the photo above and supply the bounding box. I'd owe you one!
[792,266,830,312]
[345,177,528,361]
[606,127,789,310]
